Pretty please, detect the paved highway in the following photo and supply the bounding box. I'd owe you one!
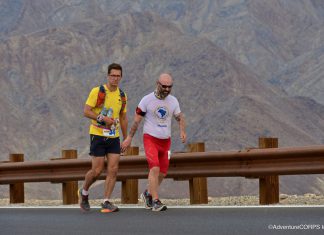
[1,206,324,235]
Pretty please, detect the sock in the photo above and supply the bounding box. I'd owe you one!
[103,199,109,203]
[82,189,89,196]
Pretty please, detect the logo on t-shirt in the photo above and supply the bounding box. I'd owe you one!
[155,106,169,121]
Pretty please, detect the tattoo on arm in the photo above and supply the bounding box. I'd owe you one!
[129,121,139,137]
[175,113,186,132]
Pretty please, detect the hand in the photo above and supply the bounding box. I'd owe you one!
[121,136,132,153]
[97,114,105,122]
[103,116,115,129]
[180,131,187,143]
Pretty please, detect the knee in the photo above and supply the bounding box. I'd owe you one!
[150,166,160,176]
[92,168,103,178]
[108,166,119,177]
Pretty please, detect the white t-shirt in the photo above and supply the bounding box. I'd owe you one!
[138,92,181,139]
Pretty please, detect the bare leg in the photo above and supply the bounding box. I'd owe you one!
[103,153,120,199]
[83,157,105,190]
[148,166,161,200]
[147,172,165,193]
[158,172,166,185]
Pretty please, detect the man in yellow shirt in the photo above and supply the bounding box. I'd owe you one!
[79,63,128,212]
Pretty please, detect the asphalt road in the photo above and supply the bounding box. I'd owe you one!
[1,206,324,235]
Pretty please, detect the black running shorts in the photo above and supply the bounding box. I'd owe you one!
[89,135,121,156]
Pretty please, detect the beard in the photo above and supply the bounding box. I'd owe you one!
[154,89,170,99]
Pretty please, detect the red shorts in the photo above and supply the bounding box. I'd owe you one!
[143,134,171,174]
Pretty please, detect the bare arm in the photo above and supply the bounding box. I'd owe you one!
[175,112,186,143]
[119,111,128,140]
[129,113,143,137]
[84,104,98,121]
[121,113,143,151]
[84,104,114,128]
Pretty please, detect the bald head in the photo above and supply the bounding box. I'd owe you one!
[158,73,173,84]
[155,73,173,99]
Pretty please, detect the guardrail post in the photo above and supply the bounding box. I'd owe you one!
[61,150,78,205]
[188,143,208,204]
[259,137,279,205]
[121,147,139,204]
[9,153,25,203]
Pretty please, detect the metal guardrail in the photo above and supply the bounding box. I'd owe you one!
[1,145,324,184]
[1,142,324,205]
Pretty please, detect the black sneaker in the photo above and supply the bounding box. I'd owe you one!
[152,199,167,212]
[78,188,90,211]
[140,189,153,209]
[101,200,119,213]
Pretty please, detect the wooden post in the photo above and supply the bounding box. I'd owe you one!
[61,150,78,205]
[188,143,208,204]
[121,147,139,204]
[9,154,24,203]
[259,137,279,205]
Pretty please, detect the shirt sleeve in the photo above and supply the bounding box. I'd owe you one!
[136,107,146,116]
[173,97,181,116]
[85,87,98,107]
[138,96,147,113]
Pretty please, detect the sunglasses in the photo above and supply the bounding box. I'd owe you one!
[158,82,173,89]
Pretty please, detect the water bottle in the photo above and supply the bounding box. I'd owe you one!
[97,108,113,126]
[101,107,108,116]
[107,108,115,130]
[106,108,113,117]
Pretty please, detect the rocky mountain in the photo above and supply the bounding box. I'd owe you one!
[0,0,324,199]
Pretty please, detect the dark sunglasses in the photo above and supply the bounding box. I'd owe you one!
[158,82,173,89]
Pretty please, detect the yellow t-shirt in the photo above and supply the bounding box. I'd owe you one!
[85,84,127,138]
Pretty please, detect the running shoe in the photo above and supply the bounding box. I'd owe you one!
[101,200,119,213]
[152,199,167,212]
[140,189,153,209]
[78,188,90,211]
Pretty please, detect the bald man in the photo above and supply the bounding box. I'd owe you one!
[122,73,186,211]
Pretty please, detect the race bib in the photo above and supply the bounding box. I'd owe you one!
[103,128,116,137]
